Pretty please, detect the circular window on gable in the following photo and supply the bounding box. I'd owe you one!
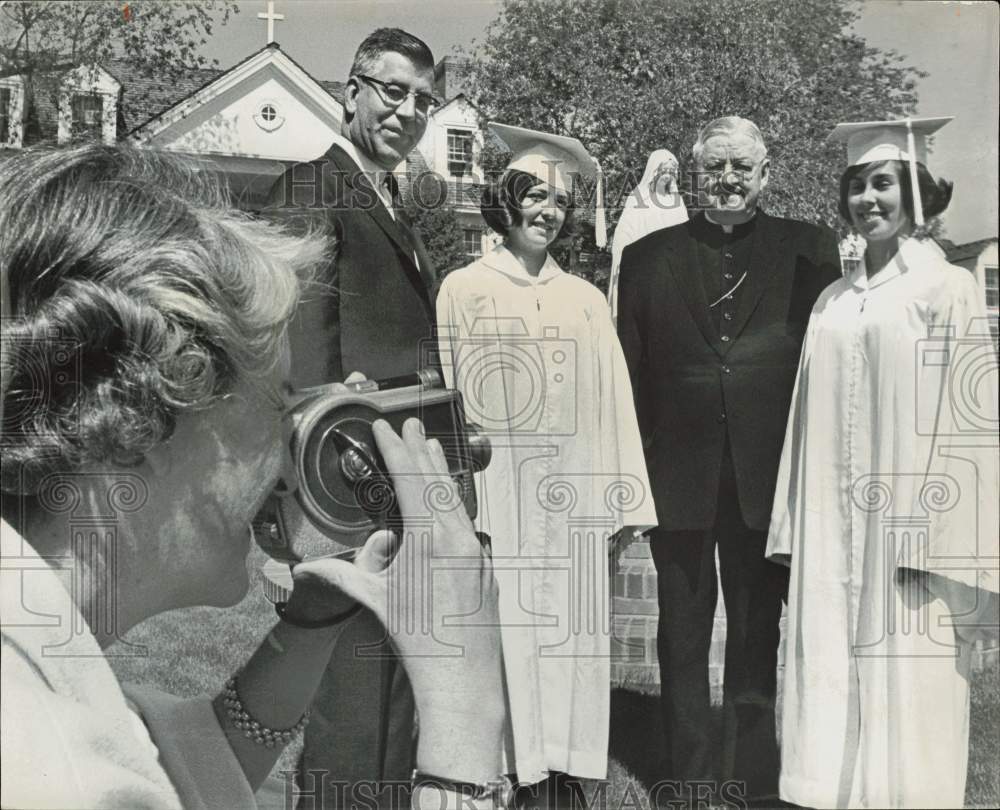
[254,101,284,132]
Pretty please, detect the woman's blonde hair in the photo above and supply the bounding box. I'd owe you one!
[1,143,326,494]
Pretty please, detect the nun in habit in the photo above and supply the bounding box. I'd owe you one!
[607,149,688,323]
[767,117,999,809]
[437,124,656,788]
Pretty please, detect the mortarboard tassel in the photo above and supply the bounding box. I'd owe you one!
[905,118,925,227]
[594,161,607,249]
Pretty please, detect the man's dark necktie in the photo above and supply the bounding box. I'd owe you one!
[382,173,426,280]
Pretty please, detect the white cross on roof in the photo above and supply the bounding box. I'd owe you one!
[257,0,285,45]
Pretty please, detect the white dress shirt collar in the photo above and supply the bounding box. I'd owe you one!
[329,132,398,219]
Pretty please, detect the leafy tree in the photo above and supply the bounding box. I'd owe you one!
[408,200,472,281]
[0,0,237,142]
[404,172,472,280]
[463,0,925,284]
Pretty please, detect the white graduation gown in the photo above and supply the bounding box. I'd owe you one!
[437,245,657,783]
[767,237,1000,809]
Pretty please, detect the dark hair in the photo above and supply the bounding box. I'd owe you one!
[480,170,577,240]
[838,160,953,223]
[349,28,435,77]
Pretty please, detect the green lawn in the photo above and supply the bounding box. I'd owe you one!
[109,547,1000,808]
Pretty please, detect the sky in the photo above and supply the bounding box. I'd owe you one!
[201,0,999,244]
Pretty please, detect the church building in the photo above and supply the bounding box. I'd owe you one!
[0,31,490,261]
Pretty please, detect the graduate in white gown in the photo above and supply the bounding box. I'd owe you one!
[767,117,1000,809]
[437,124,657,789]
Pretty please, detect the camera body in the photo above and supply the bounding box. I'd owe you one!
[257,370,491,562]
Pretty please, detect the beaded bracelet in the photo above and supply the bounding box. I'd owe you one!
[222,676,309,748]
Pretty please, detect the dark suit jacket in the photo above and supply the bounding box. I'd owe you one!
[264,143,436,386]
[617,210,841,532]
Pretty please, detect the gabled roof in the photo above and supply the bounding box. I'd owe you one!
[431,93,479,118]
[105,60,222,133]
[319,80,346,104]
[127,42,343,140]
[946,237,998,264]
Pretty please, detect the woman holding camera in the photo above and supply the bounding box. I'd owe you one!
[1,143,507,809]
[766,117,999,809]
[436,124,656,796]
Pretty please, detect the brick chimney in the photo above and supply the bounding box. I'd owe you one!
[433,56,473,101]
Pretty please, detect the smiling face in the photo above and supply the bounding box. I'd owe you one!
[345,51,435,171]
[696,132,769,224]
[845,161,912,244]
[505,180,569,256]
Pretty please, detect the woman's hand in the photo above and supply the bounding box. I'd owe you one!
[294,418,505,782]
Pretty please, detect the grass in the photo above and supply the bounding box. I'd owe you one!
[109,547,1000,809]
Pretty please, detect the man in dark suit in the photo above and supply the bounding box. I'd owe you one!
[617,116,841,806]
[264,28,438,803]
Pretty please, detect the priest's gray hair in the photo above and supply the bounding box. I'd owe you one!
[0,143,327,494]
[692,116,768,164]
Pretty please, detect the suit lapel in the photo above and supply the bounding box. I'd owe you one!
[724,211,786,350]
[396,207,437,293]
[326,145,434,314]
[664,218,723,357]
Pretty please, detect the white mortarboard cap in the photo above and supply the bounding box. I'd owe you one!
[489,122,607,247]
[828,116,952,226]
[828,116,952,166]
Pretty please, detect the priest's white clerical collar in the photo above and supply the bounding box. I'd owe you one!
[704,210,757,234]
[480,244,564,283]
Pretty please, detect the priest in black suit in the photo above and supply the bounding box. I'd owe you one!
[617,116,842,805]
[264,28,439,804]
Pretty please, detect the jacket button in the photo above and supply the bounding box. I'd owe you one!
[724,312,734,321]
[721,335,731,342]
[722,365,731,373]
[717,412,727,423]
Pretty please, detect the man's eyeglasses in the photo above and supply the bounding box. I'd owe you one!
[355,75,440,116]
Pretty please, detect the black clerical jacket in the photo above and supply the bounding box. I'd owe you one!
[264,143,437,386]
[617,211,841,532]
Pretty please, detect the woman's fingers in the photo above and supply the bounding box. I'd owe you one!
[425,437,450,477]
[355,529,398,574]
[372,419,432,520]
[372,418,479,558]
[401,418,439,477]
